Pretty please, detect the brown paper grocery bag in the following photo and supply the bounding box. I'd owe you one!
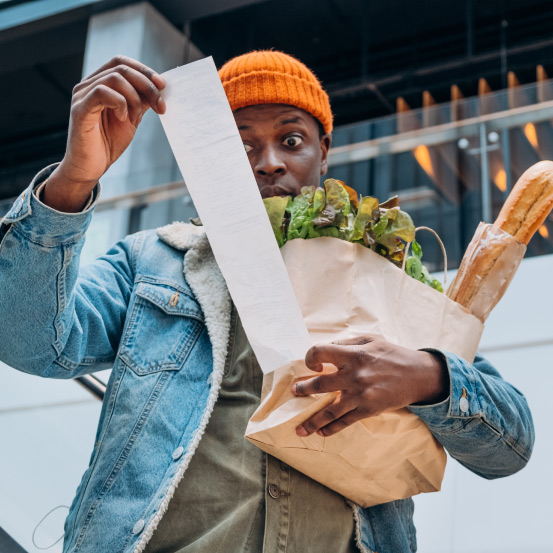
[245,237,484,508]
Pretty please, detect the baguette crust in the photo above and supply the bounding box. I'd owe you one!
[446,223,526,321]
[448,231,508,309]
[447,161,553,320]
[495,160,553,244]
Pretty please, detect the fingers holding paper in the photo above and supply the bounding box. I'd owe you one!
[292,336,450,437]
[65,55,167,177]
[44,56,167,213]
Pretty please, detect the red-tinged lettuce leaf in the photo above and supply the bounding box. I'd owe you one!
[378,208,416,244]
[352,196,379,241]
[380,195,399,209]
[324,178,351,224]
[313,203,336,227]
[337,180,360,210]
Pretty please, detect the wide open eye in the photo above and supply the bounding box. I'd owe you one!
[283,136,303,147]
[244,143,253,153]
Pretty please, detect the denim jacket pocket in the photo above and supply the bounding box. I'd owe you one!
[118,281,204,375]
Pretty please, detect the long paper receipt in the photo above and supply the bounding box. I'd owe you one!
[159,57,311,374]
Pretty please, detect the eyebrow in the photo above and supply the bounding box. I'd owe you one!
[276,117,303,128]
[237,116,305,132]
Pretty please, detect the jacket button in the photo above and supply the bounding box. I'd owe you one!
[172,446,184,460]
[169,292,179,307]
[132,519,145,535]
[268,484,280,499]
[459,387,469,413]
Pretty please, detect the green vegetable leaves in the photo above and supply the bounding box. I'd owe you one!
[263,178,443,292]
[405,240,444,293]
[263,196,289,247]
[286,192,312,240]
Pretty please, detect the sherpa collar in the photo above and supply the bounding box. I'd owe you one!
[135,221,232,553]
[156,220,210,252]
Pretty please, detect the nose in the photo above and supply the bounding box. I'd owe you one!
[254,146,286,177]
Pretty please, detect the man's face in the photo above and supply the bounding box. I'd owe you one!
[234,104,332,199]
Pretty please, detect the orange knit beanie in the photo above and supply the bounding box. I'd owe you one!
[218,50,333,134]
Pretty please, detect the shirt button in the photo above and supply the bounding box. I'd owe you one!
[459,396,469,413]
[172,446,184,460]
[268,484,280,499]
[132,519,145,535]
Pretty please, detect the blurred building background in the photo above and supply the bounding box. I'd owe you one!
[0,1,551,552]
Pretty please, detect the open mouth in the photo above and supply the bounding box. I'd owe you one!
[259,184,295,198]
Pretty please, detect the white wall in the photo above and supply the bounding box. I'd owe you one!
[0,366,104,552]
[415,253,553,553]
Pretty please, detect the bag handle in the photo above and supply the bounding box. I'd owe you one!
[402,226,448,289]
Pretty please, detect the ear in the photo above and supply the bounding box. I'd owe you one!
[320,133,332,176]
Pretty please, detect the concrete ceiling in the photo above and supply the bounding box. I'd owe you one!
[3,0,553,199]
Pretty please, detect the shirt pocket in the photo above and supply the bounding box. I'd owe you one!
[118,281,205,375]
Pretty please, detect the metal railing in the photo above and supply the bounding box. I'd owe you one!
[328,99,553,164]
[2,79,553,224]
[75,374,106,401]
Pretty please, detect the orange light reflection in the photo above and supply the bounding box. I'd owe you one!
[539,225,549,238]
[494,169,507,192]
[524,123,539,149]
[414,145,435,180]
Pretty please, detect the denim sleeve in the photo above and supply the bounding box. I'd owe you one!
[0,164,138,379]
[408,350,535,479]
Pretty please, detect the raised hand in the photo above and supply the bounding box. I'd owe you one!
[43,55,166,212]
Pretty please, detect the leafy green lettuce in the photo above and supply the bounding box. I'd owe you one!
[404,240,444,292]
[263,178,443,292]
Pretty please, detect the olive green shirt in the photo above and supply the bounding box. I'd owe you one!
[144,306,359,553]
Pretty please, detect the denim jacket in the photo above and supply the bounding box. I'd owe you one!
[0,166,534,553]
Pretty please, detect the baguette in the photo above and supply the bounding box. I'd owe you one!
[447,160,553,319]
[495,160,553,244]
[446,224,511,315]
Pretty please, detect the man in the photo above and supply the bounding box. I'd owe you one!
[0,51,534,553]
